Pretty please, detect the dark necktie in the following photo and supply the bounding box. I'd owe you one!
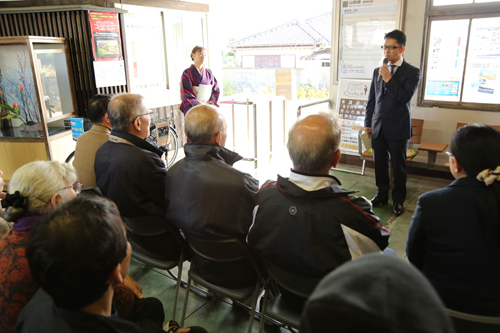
[384,65,395,94]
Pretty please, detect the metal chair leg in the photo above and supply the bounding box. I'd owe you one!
[361,160,366,175]
[180,275,192,327]
[171,257,184,320]
[258,280,271,333]
[247,282,261,333]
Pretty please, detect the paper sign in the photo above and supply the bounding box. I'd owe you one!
[93,60,126,88]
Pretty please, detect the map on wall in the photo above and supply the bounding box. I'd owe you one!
[338,0,399,80]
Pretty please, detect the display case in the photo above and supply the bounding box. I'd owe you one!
[0,36,78,181]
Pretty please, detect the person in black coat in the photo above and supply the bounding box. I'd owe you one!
[364,29,422,216]
[95,93,182,261]
[165,105,259,289]
[407,124,500,316]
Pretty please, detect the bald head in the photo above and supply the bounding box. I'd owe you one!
[288,112,341,173]
[185,105,227,145]
[107,93,147,132]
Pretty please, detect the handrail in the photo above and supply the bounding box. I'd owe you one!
[219,97,287,168]
[297,99,331,117]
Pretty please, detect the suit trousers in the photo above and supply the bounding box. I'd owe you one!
[372,128,408,203]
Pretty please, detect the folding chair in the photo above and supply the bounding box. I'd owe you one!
[180,233,263,333]
[258,261,321,333]
[447,308,500,333]
[122,216,186,321]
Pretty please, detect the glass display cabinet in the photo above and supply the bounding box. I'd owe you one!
[0,36,78,182]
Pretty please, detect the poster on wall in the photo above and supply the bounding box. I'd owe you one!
[89,11,126,88]
[338,0,398,80]
[335,79,371,155]
[423,19,469,102]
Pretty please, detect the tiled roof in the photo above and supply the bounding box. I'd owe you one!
[230,12,331,48]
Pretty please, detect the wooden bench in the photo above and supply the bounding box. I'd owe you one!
[358,118,424,175]
[445,122,500,167]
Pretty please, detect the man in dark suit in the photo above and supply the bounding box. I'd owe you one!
[364,29,421,216]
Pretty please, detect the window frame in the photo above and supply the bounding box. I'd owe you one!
[418,0,500,111]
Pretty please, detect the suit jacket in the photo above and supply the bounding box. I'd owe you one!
[73,125,111,188]
[364,59,421,140]
[407,176,500,316]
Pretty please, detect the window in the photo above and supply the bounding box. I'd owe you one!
[123,11,167,106]
[164,11,206,88]
[419,0,500,111]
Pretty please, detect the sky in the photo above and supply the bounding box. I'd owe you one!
[210,0,333,45]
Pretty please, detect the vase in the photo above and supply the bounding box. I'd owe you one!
[19,122,43,137]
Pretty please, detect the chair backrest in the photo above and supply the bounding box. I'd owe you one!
[79,187,103,197]
[122,215,169,236]
[448,308,500,333]
[457,122,500,132]
[184,232,260,268]
[410,118,424,144]
[265,261,321,299]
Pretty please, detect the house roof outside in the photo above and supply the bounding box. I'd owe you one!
[230,12,331,49]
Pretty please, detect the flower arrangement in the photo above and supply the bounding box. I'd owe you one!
[0,52,40,125]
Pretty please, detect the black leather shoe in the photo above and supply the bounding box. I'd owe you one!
[371,196,389,206]
[393,202,404,216]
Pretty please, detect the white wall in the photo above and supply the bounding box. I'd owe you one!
[331,0,500,145]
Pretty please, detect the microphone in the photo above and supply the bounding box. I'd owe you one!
[378,58,389,82]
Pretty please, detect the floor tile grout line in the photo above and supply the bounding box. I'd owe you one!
[184,299,211,320]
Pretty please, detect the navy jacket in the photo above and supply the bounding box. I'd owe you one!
[407,176,500,316]
[365,59,421,140]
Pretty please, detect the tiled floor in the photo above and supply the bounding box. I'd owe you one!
[129,153,453,332]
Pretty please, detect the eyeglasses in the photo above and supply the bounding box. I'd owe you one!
[381,45,402,50]
[131,110,154,124]
[445,151,453,158]
[59,181,82,194]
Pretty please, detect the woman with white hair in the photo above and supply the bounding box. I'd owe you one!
[0,169,11,238]
[0,161,79,333]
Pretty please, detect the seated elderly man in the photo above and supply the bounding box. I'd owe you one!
[17,197,206,333]
[165,105,259,288]
[247,112,390,311]
[95,93,182,261]
[73,94,112,189]
[0,161,79,332]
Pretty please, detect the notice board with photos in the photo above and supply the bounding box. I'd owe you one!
[335,79,371,156]
[336,0,404,81]
[89,11,126,88]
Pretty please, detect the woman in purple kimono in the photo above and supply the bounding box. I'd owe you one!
[180,46,220,115]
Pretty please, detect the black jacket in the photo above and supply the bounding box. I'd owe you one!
[15,290,157,333]
[165,144,259,288]
[248,175,390,278]
[95,130,181,259]
[248,175,390,310]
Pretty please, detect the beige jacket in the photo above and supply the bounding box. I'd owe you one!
[73,125,111,188]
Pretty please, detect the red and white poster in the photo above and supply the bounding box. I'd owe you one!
[89,11,123,61]
[89,11,126,88]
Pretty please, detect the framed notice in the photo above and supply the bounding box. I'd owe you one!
[335,0,404,81]
[89,11,126,88]
[335,79,371,155]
